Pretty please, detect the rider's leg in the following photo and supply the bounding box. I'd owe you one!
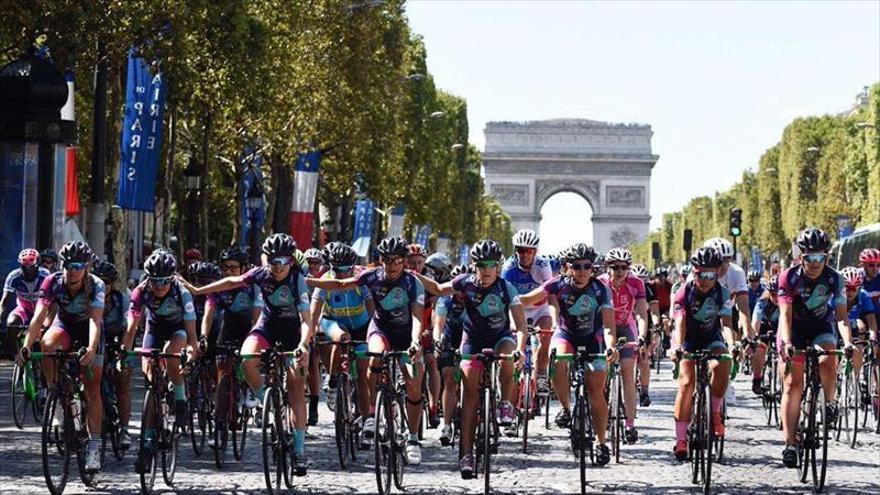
[459,361,482,456]
[782,359,805,445]
[588,369,608,444]
[673,360,696,444]
[535,314,552,384]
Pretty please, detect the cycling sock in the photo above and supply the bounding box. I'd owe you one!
[409,433,418,442]
[711,395,723,413]
[309,395,319,408]
[144,427,156,441]
[625,418,634,428]
[173,383,186,402]
[254,385,265,402]
[675,421,687,442]
[293,429,305,455]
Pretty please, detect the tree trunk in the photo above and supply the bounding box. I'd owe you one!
[199,113,211,254]
[107,55,129,283]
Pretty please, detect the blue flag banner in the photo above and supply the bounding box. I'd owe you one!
[415,224,431,248]
[459,244,470,265]
[436,233,450,254]
[835,215,854,239]
[751,247,762,273]
[352,199,374,257]
[239,147,265,247]
[117,50,166,211]
[388,204,405,238]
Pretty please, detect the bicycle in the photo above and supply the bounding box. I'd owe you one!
[756,332,781,428]
[858,339,880,434]
[552,346,609,495]
[11,324,45,428]
[515,326,545,452]
[834,343,858,448]
[129,347,187,495]
[606,339,637,464]
[101,337,130,461]
[651,325,665,375]
[673,348,733,495]
[241,344,304,495]
[211,344,252,468]
[786,346,844,493]
[186,351,215,456]
[459,349,514,495]
[28,347,102,495]
[355,349,416,495]
[328,340,367,469]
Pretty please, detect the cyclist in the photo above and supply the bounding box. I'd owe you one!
[412,245,445,429]
[750,276,780,395]
[434,264,470,446]
[521,243,618,465]
[414,239,528,479]
[19,241,105,471]
[125,251,199,472]
[183,248,203,273]
[304,247,326,426]
[189,261,223,350]
[200,247,263,444]
[747,270,765,314]
[2,249,50,356]
[93,260,133,449]
[632,263,660,407]
[840,266,877,383]
[309,242,374,432]
[187,233,313,475]
[501,229,553,397]
[654,267,673,317]
[703,237,755,342]
[778,227,854,468]
[305,236,426,465]
[40,248,59,273]
[671,247,735,460]
[598,247,650,444]
[859,248,880,409]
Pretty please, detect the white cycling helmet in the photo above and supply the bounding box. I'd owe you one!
[512,229,540,249]
[703,237,734,259]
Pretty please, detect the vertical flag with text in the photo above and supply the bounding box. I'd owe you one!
[388,204,406,238]
[289,150,321,249]
[415,224,431,248]
[352,199,374,257]
[459,244,470,265]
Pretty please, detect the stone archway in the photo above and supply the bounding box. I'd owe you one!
[482,119,657,253]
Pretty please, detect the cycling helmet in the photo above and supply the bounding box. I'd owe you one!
[766,275,779,293]
[327,243,359,267]
[189,261,222,281]
[40,248,58,263]
[93,260,119,282]
[219,246,248,264]
[18,248,40,267]
[376,237,409,257]
[690,247,723,269]
[703,237,734,259]
[304,248,324,262]
[680,264,693,276]
[632,264,650,279]
[407,243,428,258]
[262,233,296,257]
[512,229,540,249]
[795,227,830,253]
[563,243,597,263]
[594,253,606,268]
[605,247,633,265]
[654,267,669,277]
[747,270,762,282]
[450,264,473,278]
[426,252,451,273]
[840,266,864,288]
[58,241,93,264]
[859,248,880,265]
[143,251,177,278]
[470,239,503,262]
[184,248,203,262]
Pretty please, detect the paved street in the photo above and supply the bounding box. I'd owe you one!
[1,359,878,494]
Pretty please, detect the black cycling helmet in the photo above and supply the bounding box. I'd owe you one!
[690,247,723,269]
[327,242,358,267]
[563,243,597,263]
[426,252,452,277]
[219,246,248,264]
[747,269,762,282]
[766,275,779,292]
[262,233,296,257]
[40,248,58,262]
[304,248,324,262]
[58,241,93,264]
[144,251,177,278]
[189,261,222,281]
[450,264,473,278]
[93,260,119,282]
[376,237,409,257]
[470,239,503,263]
[796,227,830,253]
[654,267,669,277]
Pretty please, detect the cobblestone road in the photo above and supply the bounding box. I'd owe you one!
[1,359,878,494]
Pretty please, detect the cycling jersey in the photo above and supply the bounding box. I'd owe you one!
[747,283,765,313]
[863,271,880,316]
[673,280,732,351]
[719,263,748,297]
[543,276,612,337]
[752,297,779,335]
[3,267,50,322]
[645,282,658,304]
[313,269,372,332]
[501,255,552,308]
[778,265,845,337]
[356,267,425,350]
[39,272,106,328]
[654,280,672,314]
[846,289,875,330]
[103,290,128,338]
[435,294,466,349]
[129,280,197,347]
[241,266,309,350]
[597,273,646,331]
[207,284,263,345]
[452,273,520,350]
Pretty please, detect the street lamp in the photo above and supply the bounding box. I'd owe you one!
[182,156,203,250]
[245,177,264,264]
[450,143,465,152]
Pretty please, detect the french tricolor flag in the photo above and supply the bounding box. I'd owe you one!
[289,150,322,249]
[61,71,80,217]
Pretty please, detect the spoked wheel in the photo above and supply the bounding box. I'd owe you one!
[139,390,159,495]
[797,387,816,485]
[41,390,72,495]
[11,363,31,429]
[763,358,779,427]
[261,389,287,495]
[189,372,211,456]
[844,371,859,448]
[813,394,829,492]
[392,395,407,490]
[214,420,229,468]
[574,393,588,495]
[161,421,180,486]
[77,428,102,488]
[483,388,493,495]
[521,370,532,453]
[703,385,715,495]
[335,376,352,469]
[106,402,127,461]
[233,382,250,461]
[373,390,392,495]
[609,373,623,464]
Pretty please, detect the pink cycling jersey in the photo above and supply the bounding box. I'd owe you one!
[598,273,646,330]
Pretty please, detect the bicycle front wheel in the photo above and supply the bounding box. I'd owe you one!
[161,417,180,485]
[574,392,587,495]
[261,389,287,495]
[11,363,30,429]
[373,389,392,495]
[814,393,829,492]
[483,387,493,495]
[521,369,532,453]
[703,384,714,494]
[334,376,351,469]
[232,381,250,461]
[609,373,622,464]
[41,389,72,495]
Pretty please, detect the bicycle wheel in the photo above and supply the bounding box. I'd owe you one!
[609,373,622,464]
[139,390,159,494]
[188,371,208,456]
[334,375,351,468]
[839,370,858,447]
[233,381,250,461]
[574,392,587,495]
[691,388,703,486]
[703,384,714,495]
[162,416,180,485]
[77,428,102,487]
[347,381,359,461]
[797,386,815,484]
[769,357,780,428]
[373,389,392,495]
[654,340,663,374]
[814,393,829,492]
[261,389,286,495]
[41,389,71,495]
[483,387,493,495]
[214,420,229,468]
[521,369,532,453]
[11,363,30,429]
[859,362,871,429]
[392,394,407,490]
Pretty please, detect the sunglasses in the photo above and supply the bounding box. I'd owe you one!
[515,247,536,254]
[148,276,173,287]
[803,253,828,264]
[696,271,718,281]
[569,263,593,271]
[307,260,323,265]
[221,263,241,272]
[845,285,859,291]
[64,262,88,271]
[475,260,499,269]
[381,257,405,266]
[269,256,292,266]
[332,265,353,273]
[610,264,629,272]
[863,263,879,269]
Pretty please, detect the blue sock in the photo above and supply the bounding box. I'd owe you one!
[293,429,305,455]
[409,433,418,442]
[173,383,186,402]
[144,427,156,441]
[254,385,266,402]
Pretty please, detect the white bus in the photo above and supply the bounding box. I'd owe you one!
[830,223,880,270]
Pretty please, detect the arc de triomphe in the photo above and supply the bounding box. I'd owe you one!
[482,119,658,254]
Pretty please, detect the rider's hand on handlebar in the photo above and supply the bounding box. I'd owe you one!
[606,346,620,365]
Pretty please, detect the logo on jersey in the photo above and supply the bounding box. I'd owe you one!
[267,285,293,307]
[379,287,408,311]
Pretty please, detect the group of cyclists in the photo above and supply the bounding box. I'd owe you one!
[3,223,879,493]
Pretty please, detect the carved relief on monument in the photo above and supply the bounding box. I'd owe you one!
[605,186,645,208]
[610,227,638,248]
[490,184,529,206]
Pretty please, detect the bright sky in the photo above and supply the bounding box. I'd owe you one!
[406,0,880,251]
